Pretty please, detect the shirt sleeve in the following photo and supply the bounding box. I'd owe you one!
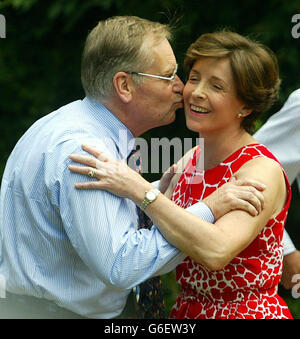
[61,157,217,291]
[152,179,215,223]
[152,180,215,223]
[151,180,160,189]
[185,201,215,223]
[254,89,300,184]
[283,229,297,256]
[61,151,182,290]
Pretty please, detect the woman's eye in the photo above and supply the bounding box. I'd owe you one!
[213,84,223,90]
[188,77,199,82]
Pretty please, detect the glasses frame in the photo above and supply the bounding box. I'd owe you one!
[129,64,178,82]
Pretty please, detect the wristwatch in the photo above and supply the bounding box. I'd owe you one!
[140,188,160,211]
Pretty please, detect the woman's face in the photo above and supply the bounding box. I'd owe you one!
[183,57,247,135]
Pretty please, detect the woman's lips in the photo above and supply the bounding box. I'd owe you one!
[189,104,211,116]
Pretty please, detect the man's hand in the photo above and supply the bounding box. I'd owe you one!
[203,177,266,220]
[281,250,300,290]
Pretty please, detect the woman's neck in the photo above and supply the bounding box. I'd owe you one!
[200,128,255,170]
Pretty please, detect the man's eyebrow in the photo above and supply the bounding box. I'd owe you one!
[163,64,177,75]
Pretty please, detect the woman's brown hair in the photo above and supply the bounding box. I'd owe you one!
[184,31,281,133]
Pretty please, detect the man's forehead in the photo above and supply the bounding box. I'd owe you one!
[161,62,177,73]
[152,42,177,70]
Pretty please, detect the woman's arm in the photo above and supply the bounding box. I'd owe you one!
[69,145,276,271]
[143,157,286,270]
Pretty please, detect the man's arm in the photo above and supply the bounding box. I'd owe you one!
[61,157,186,290]
[63,140,240,290]
[68,146,269,271]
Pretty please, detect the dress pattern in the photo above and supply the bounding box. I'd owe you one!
[169,143,293,319]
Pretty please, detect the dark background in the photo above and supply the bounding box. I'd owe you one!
[0,0,299,317]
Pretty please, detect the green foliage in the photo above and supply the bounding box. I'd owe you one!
[0,0,300,318]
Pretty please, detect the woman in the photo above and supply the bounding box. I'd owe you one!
[69,31,292,319]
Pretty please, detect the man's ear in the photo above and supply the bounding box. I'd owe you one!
[113,72,133,103]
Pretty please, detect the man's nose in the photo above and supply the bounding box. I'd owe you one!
[173,75,184,94]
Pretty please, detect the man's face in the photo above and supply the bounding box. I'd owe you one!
[131,38,184,135]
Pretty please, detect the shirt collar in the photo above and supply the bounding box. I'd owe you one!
[82,96,136,159]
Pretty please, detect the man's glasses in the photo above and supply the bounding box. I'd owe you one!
[129,64,178,82]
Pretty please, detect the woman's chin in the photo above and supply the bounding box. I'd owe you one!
[185,119,202,133]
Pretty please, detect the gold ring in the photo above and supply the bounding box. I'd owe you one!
[88,169,95,178]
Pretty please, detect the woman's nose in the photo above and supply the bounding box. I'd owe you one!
[192,84,207,99]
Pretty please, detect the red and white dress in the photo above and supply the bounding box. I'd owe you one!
[169,143,293,319]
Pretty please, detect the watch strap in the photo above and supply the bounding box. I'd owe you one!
[140,188,160,211]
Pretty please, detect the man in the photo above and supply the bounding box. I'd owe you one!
[0,16,265,319]
[255,88,300,291]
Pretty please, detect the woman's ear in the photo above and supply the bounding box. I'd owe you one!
[239,106,253,118]
[237,107,253,119]
[113,72,133,104]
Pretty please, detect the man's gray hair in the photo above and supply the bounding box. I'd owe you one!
[81,16,172,101]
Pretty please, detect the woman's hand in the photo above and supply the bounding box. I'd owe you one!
[68,144,152,203]
[159,163,178,194]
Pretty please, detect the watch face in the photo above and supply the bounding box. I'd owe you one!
[146,191,156,200]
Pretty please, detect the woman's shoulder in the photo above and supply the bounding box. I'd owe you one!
[237,154,283,175]
[235,155,289,218]
[250,142,285,166]
[234,143,287,193]
[236,142,284,177]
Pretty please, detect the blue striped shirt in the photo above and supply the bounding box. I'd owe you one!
[0,97,214,318]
